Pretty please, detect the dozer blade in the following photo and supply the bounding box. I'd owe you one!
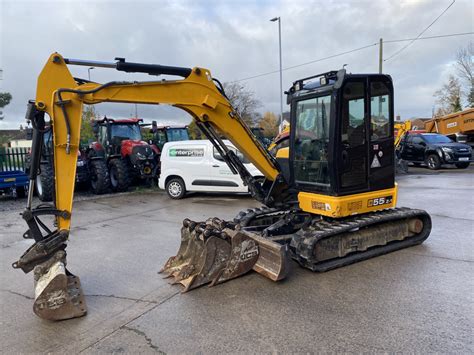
[248,232,290,282]
[161,218,291,292]
[33,250,87,321]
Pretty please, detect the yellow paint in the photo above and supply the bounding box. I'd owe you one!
[275,147,289,159]
[298,185,398,218]
[35,53,280,233]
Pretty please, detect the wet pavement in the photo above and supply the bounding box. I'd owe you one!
[0,166,473,353]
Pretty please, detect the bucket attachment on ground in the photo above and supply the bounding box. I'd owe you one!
[33,250,87,321]
[160,217,290,292]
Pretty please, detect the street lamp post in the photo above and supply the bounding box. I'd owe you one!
[270,16,283,131]
[88,67,94,81]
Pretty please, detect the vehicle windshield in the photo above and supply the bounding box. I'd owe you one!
[422,134,452,144]
[293,94,332,186]
[111,124,142,140]
[167,128,189,142]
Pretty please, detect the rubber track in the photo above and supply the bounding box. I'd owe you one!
[234,207,432,273]
[289,207,432,272]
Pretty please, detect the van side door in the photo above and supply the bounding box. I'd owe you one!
[209,145,246,191]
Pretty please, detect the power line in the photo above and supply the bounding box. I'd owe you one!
[232,30,471,83]
[384,31,473,43]
[384,0,456,61]
[232,43,378,82]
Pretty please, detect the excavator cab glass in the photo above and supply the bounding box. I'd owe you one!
[289,70,395,196]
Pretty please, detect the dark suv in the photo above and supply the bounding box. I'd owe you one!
[398,132,472,170]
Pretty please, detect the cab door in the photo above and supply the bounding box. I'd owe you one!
[368,78,394,191]
[338,79,369,194]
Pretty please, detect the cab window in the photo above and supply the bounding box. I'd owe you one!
[293,94,331,186]
[370,82,390,140]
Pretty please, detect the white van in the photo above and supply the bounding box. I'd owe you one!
[158,140,264,199]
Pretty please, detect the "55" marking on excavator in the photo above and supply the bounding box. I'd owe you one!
[367,196,393,207]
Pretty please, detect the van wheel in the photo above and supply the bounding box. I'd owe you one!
[166,177,186,199]
[426,154,441,170]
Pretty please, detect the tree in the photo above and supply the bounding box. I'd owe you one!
[0,92,12,120]
[434,75,463,116]
[0,92,12,108]
[187,120,202,140]
[81,105,98,146]
[455,42,473,108]
[222,82,262,126]
[258,111,279,138]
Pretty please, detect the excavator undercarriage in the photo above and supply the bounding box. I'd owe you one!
[14,53,432,321]
[160,206,431,292]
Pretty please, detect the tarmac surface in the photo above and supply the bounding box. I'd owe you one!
[1,166,473,353]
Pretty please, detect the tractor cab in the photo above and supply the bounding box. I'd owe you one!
[286,69,395,199]
[148,121,190,150]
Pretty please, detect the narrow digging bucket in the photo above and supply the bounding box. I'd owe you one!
[33,251,87,321]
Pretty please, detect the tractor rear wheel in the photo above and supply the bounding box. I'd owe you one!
[36,163,54,201]
[109,158,130,192]
[90,159,110,194]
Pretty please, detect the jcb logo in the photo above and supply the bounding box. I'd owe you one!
[367,196,392,207]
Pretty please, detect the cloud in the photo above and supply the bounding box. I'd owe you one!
[1,0,472,129]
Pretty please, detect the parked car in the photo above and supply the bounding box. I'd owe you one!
[158,140,264,199]
[398,132,472,170]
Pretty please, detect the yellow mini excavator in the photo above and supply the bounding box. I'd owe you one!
[14,53,431,320]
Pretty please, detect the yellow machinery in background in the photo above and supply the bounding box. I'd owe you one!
[14,54,431,320]
[425,108,474,146]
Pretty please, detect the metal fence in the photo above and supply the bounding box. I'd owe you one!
[0,147,29,172]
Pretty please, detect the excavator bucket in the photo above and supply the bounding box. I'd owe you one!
[32,250,87,321]
[160,218,290,292]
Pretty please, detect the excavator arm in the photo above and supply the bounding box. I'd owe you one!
[13,53,290,320]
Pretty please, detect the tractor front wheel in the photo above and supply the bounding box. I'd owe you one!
[90,159,110,194]
[109,159,130,192]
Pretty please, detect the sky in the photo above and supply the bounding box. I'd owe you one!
[0,0,473,129]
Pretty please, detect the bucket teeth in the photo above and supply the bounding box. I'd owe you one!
[33,250,87,321]
[161,217,289,292]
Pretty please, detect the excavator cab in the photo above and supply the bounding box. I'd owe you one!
[282,70,397,218]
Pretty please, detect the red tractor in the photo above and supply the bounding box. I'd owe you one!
[88,117,159,192]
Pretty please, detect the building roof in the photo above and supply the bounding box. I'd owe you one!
[0,129,27,141]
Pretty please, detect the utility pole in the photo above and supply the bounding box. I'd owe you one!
[379,38,383,74]
[378,38,383,117]
[270,16,283,131]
